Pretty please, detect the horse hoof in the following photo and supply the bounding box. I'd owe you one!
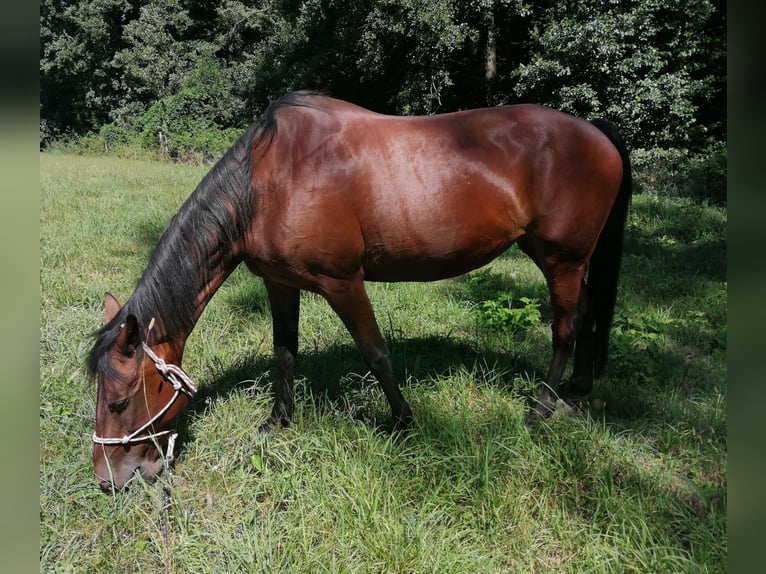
[525,396,557,429]
[589,397,605,413]
[259,415,290,435]
[392,416,413,433]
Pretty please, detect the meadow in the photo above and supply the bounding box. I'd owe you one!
[40,153,726,573]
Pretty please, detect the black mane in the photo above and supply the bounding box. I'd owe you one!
[86,91,323,379]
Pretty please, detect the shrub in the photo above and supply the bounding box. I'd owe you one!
[478,295,542,333]
[632,143,727,205]
[99,123,131,152]
[679,142,727,205]
[138,88,241,164]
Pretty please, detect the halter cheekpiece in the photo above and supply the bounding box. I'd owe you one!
[92,342,197,463]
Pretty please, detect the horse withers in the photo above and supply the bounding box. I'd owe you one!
[87,91,631,491]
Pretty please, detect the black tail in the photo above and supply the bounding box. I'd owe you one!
[588,118,632,376]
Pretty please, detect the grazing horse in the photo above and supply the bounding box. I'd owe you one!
[87,91,631,491]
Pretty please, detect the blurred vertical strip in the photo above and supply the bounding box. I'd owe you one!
[727,1,763,572]
[1,1,41,572]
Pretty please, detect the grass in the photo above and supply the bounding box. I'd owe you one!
[40,153,726,573]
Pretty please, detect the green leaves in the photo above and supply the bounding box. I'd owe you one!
[251,453,265,473]
[478,295,542,333]
[358,0,471,113]
[138,86,242,163]
[513,1,722,150]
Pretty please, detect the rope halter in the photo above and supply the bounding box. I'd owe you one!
[92,342,197,463]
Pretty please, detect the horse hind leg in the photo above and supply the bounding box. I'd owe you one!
[526,262,587,426]
[565,279,596,398]
[263,280,301,429]
[320,278,413,430]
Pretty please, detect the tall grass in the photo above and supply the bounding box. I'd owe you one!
[40,154,726,573]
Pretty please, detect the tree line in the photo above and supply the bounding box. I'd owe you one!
[40,0,726,199]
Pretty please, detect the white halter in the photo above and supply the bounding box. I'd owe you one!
[92,343,197,462]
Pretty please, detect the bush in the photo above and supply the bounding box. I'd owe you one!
[42,90,243,164]
[632,142,726,205]
[138,88,241,164]
[47,124,154,161]
[679,142,727,205]
[478,295,542,333]
[99,123,131,152]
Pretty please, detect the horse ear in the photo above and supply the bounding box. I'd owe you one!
[114,315,142,357]
[104,292,122,325]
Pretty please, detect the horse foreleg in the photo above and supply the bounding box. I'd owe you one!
[526,264,586,426]
[264,280,301,428]
[320,279,413,429]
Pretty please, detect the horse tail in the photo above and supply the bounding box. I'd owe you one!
[587,118,632,377]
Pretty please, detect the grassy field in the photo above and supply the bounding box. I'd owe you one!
[40,153,726,573]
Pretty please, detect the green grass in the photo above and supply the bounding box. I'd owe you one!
[40,153,726,573]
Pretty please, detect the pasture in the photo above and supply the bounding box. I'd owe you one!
[40,153,726,573]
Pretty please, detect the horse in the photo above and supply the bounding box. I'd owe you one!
[87,91,631,492]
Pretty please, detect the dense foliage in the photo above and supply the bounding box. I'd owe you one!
[40,0,726,198]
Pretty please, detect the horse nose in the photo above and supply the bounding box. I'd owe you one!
[99,480,115,494]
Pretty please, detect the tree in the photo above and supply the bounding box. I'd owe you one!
[509,0,725,150]
[40,0,725,157]
[40,0,133,138]
[109,0,214,127]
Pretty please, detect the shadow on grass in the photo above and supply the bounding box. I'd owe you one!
[173,334,544,451]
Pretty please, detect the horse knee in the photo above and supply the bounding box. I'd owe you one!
[365,347,393,375]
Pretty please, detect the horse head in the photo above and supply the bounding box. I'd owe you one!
[90,294,194,493]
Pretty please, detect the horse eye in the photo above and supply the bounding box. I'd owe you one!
[108,398,129,414]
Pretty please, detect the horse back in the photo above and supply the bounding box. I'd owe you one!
[246,95,623,285]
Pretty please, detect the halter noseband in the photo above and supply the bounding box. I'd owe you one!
[92,343,197,462]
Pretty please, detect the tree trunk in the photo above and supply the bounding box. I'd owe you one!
[485,3,497,106]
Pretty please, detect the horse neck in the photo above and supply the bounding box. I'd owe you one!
[126,241,243,355]
[124,154,254,352]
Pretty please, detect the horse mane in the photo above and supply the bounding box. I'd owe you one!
[86,90,324,380]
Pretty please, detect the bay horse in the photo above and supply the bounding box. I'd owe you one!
[87,91,631,492]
